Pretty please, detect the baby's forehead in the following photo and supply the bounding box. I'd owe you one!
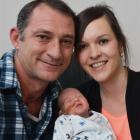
[62,89,82,100]
[64,88,81,96]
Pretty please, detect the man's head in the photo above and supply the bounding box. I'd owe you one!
[16,0,77,41]
[58,88,90,117]
[10,0,76,84]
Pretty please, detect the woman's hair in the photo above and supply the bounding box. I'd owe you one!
[75,4,129,66]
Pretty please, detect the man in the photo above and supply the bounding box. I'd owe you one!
[0,0,76,139]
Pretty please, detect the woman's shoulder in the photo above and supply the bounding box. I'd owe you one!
[78,79,97,87]
[76,79,98,92]
[75,79,100,102]
[128,69,140,82]
[127,69,140,94]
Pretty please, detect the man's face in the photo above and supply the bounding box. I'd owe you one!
[15,4,75,83]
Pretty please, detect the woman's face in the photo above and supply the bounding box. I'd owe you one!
[78,16,123,83]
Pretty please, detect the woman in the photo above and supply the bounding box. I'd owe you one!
[75,4,140,140]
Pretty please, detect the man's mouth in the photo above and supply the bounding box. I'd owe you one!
[41,59,63,67]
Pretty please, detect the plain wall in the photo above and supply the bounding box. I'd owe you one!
[0,0,140,71]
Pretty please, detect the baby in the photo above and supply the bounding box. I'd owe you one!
[53,88,116,140]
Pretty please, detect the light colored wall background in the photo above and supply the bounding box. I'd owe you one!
[0,0,140,71]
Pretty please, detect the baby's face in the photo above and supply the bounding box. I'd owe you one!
[61,89,90,117]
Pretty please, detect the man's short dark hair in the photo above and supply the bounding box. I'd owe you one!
[17,0,77,40]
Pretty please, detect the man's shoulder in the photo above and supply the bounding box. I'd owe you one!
[0,49,17,89]
[0,49,15,68]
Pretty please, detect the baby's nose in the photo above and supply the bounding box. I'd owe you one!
[73,97,78,102]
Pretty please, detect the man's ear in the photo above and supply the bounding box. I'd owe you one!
[10,27,21,49]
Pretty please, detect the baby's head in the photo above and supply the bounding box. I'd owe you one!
[58,88,90,117]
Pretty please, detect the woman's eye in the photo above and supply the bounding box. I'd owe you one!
[79,43,88,49]
[99,39,109,46]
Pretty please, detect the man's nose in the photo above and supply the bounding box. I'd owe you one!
[46,39,62,60]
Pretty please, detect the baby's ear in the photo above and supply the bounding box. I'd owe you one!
[59,110,63,116]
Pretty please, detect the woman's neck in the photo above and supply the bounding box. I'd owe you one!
[100,67,128,116]
[100,67,128,98]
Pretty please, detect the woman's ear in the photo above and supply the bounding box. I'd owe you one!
[119,43,124,56]
[10,27,20,49]
[119,45,125,66]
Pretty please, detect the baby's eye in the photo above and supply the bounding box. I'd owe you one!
[99,39,109,46]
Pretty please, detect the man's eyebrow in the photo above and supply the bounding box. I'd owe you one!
[33,29,53,35]
[63,34,75,40]
[33,29,75,40]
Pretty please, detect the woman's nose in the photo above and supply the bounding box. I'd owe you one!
[89,45,101,59]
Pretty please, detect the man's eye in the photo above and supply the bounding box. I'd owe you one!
[99,39,109,46]
[36,35,50,42]
[61,38,74,47]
